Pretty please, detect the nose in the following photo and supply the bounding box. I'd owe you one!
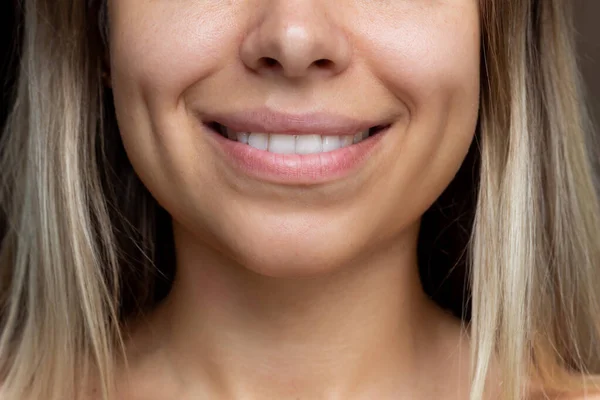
[240,1,352,80]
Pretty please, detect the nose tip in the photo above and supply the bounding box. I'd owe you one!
[240,7,352,79]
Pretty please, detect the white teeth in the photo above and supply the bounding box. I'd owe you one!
[341,135,354,147]
[236,132,249,144]
[322,136,341,152]
[247,133,269,150]
[268,134,296,154]
[225,128,371,154]
[352,130,370,144]
[296,135,323,154]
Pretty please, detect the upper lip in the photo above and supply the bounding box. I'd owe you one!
[202,108,386,136]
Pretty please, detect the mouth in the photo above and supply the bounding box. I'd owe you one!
[200,108,394,184]
[206,122,389,155]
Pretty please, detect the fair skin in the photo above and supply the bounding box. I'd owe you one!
[103,0,596,399]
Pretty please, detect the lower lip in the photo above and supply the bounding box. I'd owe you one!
[205,126,388,185]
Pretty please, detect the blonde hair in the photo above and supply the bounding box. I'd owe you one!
[0,0,599,399]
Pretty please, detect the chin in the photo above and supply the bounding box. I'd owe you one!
[236,248,350,279]
[219,218,366,279]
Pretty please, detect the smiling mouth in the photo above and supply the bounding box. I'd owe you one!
[207,122,388,155]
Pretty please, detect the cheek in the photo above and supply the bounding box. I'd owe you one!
[359,5,481,111]
[108,2,240,103]
[354,5,480,236]
[356,3,481,187]
[106,1,246,212]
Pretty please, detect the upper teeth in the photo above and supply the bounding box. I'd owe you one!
[224,128,370,154]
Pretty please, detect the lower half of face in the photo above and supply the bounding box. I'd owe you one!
[108,0,480,277]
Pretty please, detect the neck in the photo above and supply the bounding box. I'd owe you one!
[151,221,451,399]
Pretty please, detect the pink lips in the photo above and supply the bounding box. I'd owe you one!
[204,109,381,136]
[201,108,390,185]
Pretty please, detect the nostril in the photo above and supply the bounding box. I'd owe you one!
[261,57,280,68]
[257,57,334,73]
[314,59,333,68]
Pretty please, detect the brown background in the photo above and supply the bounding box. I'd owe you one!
[576,0,600,126]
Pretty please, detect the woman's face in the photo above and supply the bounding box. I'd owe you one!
[108,0,480,277]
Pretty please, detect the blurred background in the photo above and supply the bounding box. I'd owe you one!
[1,1,599,131]
[576,0,600,127]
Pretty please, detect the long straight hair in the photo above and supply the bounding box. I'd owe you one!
[1,0,599,399]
